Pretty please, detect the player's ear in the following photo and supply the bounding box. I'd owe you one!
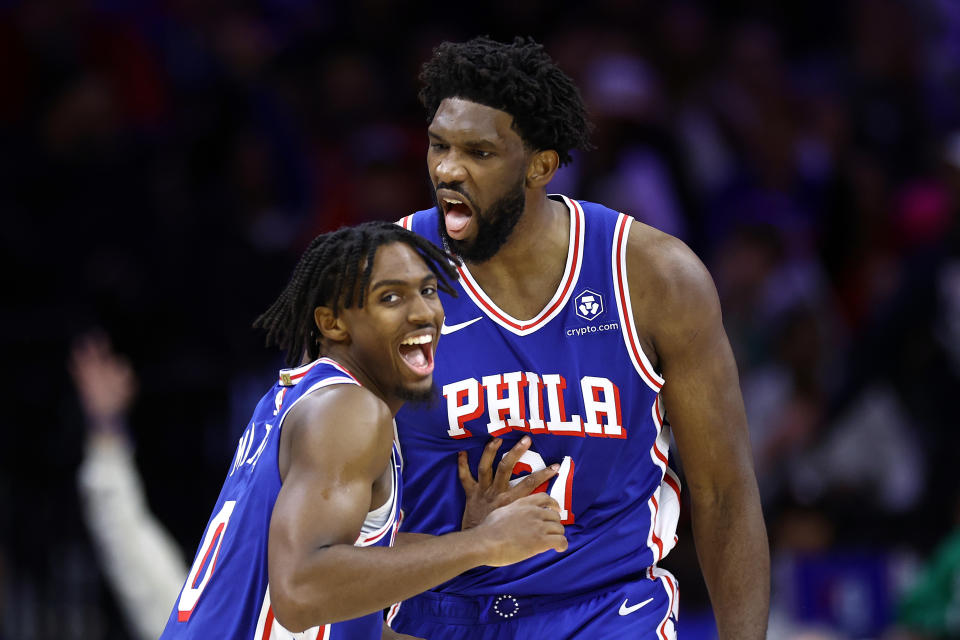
[525,149,559,189]
[314,306,350,344]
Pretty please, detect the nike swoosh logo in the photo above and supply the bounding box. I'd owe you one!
[618,597,654,616]
[440,316,483,335]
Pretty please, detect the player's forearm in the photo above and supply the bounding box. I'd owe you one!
[393,531,433,546]
[270,529,488,631]
[690,481,769,640]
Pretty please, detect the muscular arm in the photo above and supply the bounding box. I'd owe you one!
[267,385,566,632]
[628,225,769,639]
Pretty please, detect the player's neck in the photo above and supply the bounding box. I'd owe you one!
[470,192,566,266]
[465,194,570,320]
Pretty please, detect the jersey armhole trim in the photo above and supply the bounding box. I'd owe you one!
[271,376,363,486]
[355,443,400,546]
[612,214,665,392]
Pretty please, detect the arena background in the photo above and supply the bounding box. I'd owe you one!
[2,0,960,638]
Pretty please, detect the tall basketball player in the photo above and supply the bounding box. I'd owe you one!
[160,222,568,640]
[391,37,770,639]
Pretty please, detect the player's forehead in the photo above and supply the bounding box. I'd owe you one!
[366,242,434,288]
[428,97,518,145]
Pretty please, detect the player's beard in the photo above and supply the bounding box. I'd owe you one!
[393,380,439,408]
[435,175,525,263]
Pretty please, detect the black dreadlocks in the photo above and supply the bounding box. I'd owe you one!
[253,221,459,367]
[419,36,593,167]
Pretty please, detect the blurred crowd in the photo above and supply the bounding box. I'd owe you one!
[2,0,959,638]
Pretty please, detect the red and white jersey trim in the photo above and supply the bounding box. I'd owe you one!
[385,601,402,627]
[648,566,679,640]
[392,419,404,471]
[645,396,681,563]
[457,195,585,336]
[273,359,362,439]
[279,357,360,387]
[356,444,401,547]
[396,214,414,230]
[612,214,665,392]
[253,589,331,639]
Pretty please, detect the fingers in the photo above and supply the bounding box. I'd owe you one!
[508,464,558,497]
[70,332,127,381]
[476,437,502,488]
[68,332,138,419]
[539,518,567,553]
[457,451,476,491]
[533,518,568,555]
[71,331,109,362]
[551,535,569,553]
[514,492,562,513]
[541,519,565,536]
[493,435,531,493]
[69,335,99,379]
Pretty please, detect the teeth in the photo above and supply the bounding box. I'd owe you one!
[401,335,433,346]
[444,198,463,205]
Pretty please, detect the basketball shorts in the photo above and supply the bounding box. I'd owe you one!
[387,569,678,639]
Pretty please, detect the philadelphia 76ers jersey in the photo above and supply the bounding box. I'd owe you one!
[161,358,403,640]
[395,195,681,596]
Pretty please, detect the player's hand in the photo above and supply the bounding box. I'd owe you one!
[458,436,559,530]
[474,493,568,566]
[68,332,138,428]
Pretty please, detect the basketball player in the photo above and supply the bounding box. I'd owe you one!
[390,37,770,639]
[160,222,568,639]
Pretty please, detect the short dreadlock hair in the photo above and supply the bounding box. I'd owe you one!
[419,36,593,166]
[254,221,459,367]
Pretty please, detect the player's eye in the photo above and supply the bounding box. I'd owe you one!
[429,142,448,152]
[421,285,437,297]
[381,292,400,304]
[470,149,492,159]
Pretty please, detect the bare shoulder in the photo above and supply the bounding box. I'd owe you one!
[289,384,393,434]
[627,220,719,314]
[280,384,394,480]
[625,221,722,364]
[627,220,717,301]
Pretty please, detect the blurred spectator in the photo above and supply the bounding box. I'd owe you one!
[789,383,925,515]
[743,305,831,509]
[69,334,186,640]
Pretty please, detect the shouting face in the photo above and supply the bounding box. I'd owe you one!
[427,98,532,262]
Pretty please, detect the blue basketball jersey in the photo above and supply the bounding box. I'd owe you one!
[395,195,681,597]
[161,358,403,640]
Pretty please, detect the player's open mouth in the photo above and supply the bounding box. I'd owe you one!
[398,333,435,376]
[438,189,475,240]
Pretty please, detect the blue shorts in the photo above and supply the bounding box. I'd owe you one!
[388,569,679,639]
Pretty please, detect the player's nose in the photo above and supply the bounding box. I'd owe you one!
[435,152,467,183]
[407,291,438,325]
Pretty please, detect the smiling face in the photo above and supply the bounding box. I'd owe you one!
[427,98,533,262]
[330,242,445,407]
